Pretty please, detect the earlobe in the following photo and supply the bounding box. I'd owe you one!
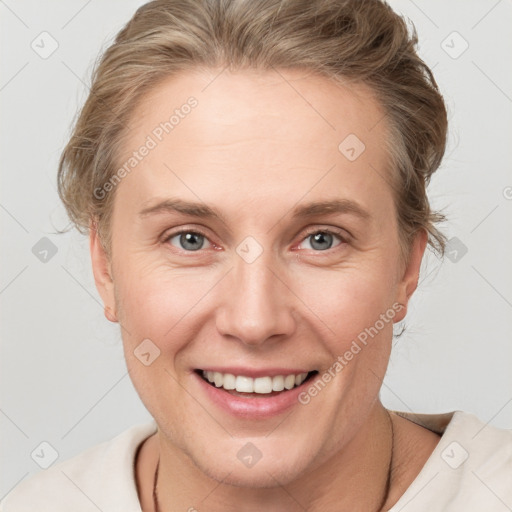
[89,219,118,323]
[104,305,118,322]
[394,230,428,323]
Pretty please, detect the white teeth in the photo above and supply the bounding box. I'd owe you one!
[214,372,223,387]
[272,375,284,391]
[235,375,253,393]
[253,376,273,394]
[295,372,307,386]
[223,373,236,390]
[201,370,309,394]
[284,374,296,390]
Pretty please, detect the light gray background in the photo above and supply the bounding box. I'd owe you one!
[1,0,511,498]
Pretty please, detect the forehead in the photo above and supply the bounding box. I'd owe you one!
[127,68,387,149]
[114,68,394,225]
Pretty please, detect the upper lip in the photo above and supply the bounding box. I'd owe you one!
[196,367,315,378]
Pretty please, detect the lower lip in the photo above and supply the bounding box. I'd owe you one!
[194,371,314,419]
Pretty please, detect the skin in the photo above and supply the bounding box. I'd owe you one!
[90,68,440,511]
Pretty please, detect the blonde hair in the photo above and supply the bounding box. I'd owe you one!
[57,0,447,259]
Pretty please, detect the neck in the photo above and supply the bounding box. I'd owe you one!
[149,402,395,512]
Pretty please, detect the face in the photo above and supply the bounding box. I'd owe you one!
[91,68,425,487]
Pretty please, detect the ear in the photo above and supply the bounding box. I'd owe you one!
[393,230,428,323]
[89,219,118,323]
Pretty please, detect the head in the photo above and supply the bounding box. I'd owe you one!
[58,0,447,487]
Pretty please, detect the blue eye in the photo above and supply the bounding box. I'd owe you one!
[299,231,343,251]
[164,228,345,254]
[167,231,212,251]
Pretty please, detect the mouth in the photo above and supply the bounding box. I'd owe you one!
[195,369,319,398]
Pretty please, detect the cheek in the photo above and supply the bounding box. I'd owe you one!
[113,257,222,348]
[293,260,398,349]
[113,261,213,416]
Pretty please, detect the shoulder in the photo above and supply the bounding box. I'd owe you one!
[389,410,512,511]
[1,421,157,512]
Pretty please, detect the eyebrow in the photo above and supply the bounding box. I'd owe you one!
[139,199,226,222]
[138,198,371,223]
[293,199,370,221]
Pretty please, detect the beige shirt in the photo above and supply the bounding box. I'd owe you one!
[2,411,511,511]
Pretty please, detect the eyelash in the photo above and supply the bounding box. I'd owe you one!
[300,227,347,248]
[162,227,348,254]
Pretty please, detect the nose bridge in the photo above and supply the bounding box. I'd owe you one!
[216,245,295,346]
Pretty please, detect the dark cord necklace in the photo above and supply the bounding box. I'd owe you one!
[153,410,394,512]
[152,458,160,512]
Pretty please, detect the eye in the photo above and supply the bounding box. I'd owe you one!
[298,230,344,251]
[165,230,212,252]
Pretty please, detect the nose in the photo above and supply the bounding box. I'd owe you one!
[215,250,297,347]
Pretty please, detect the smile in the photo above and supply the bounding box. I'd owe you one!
[200,370,316,394]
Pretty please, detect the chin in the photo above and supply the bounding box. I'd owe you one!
[192,449,311,489]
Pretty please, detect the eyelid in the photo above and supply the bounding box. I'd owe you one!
[294,226,348,251]
[162,225,349,253]
[300,226,348,240]
[162,227,215,251]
